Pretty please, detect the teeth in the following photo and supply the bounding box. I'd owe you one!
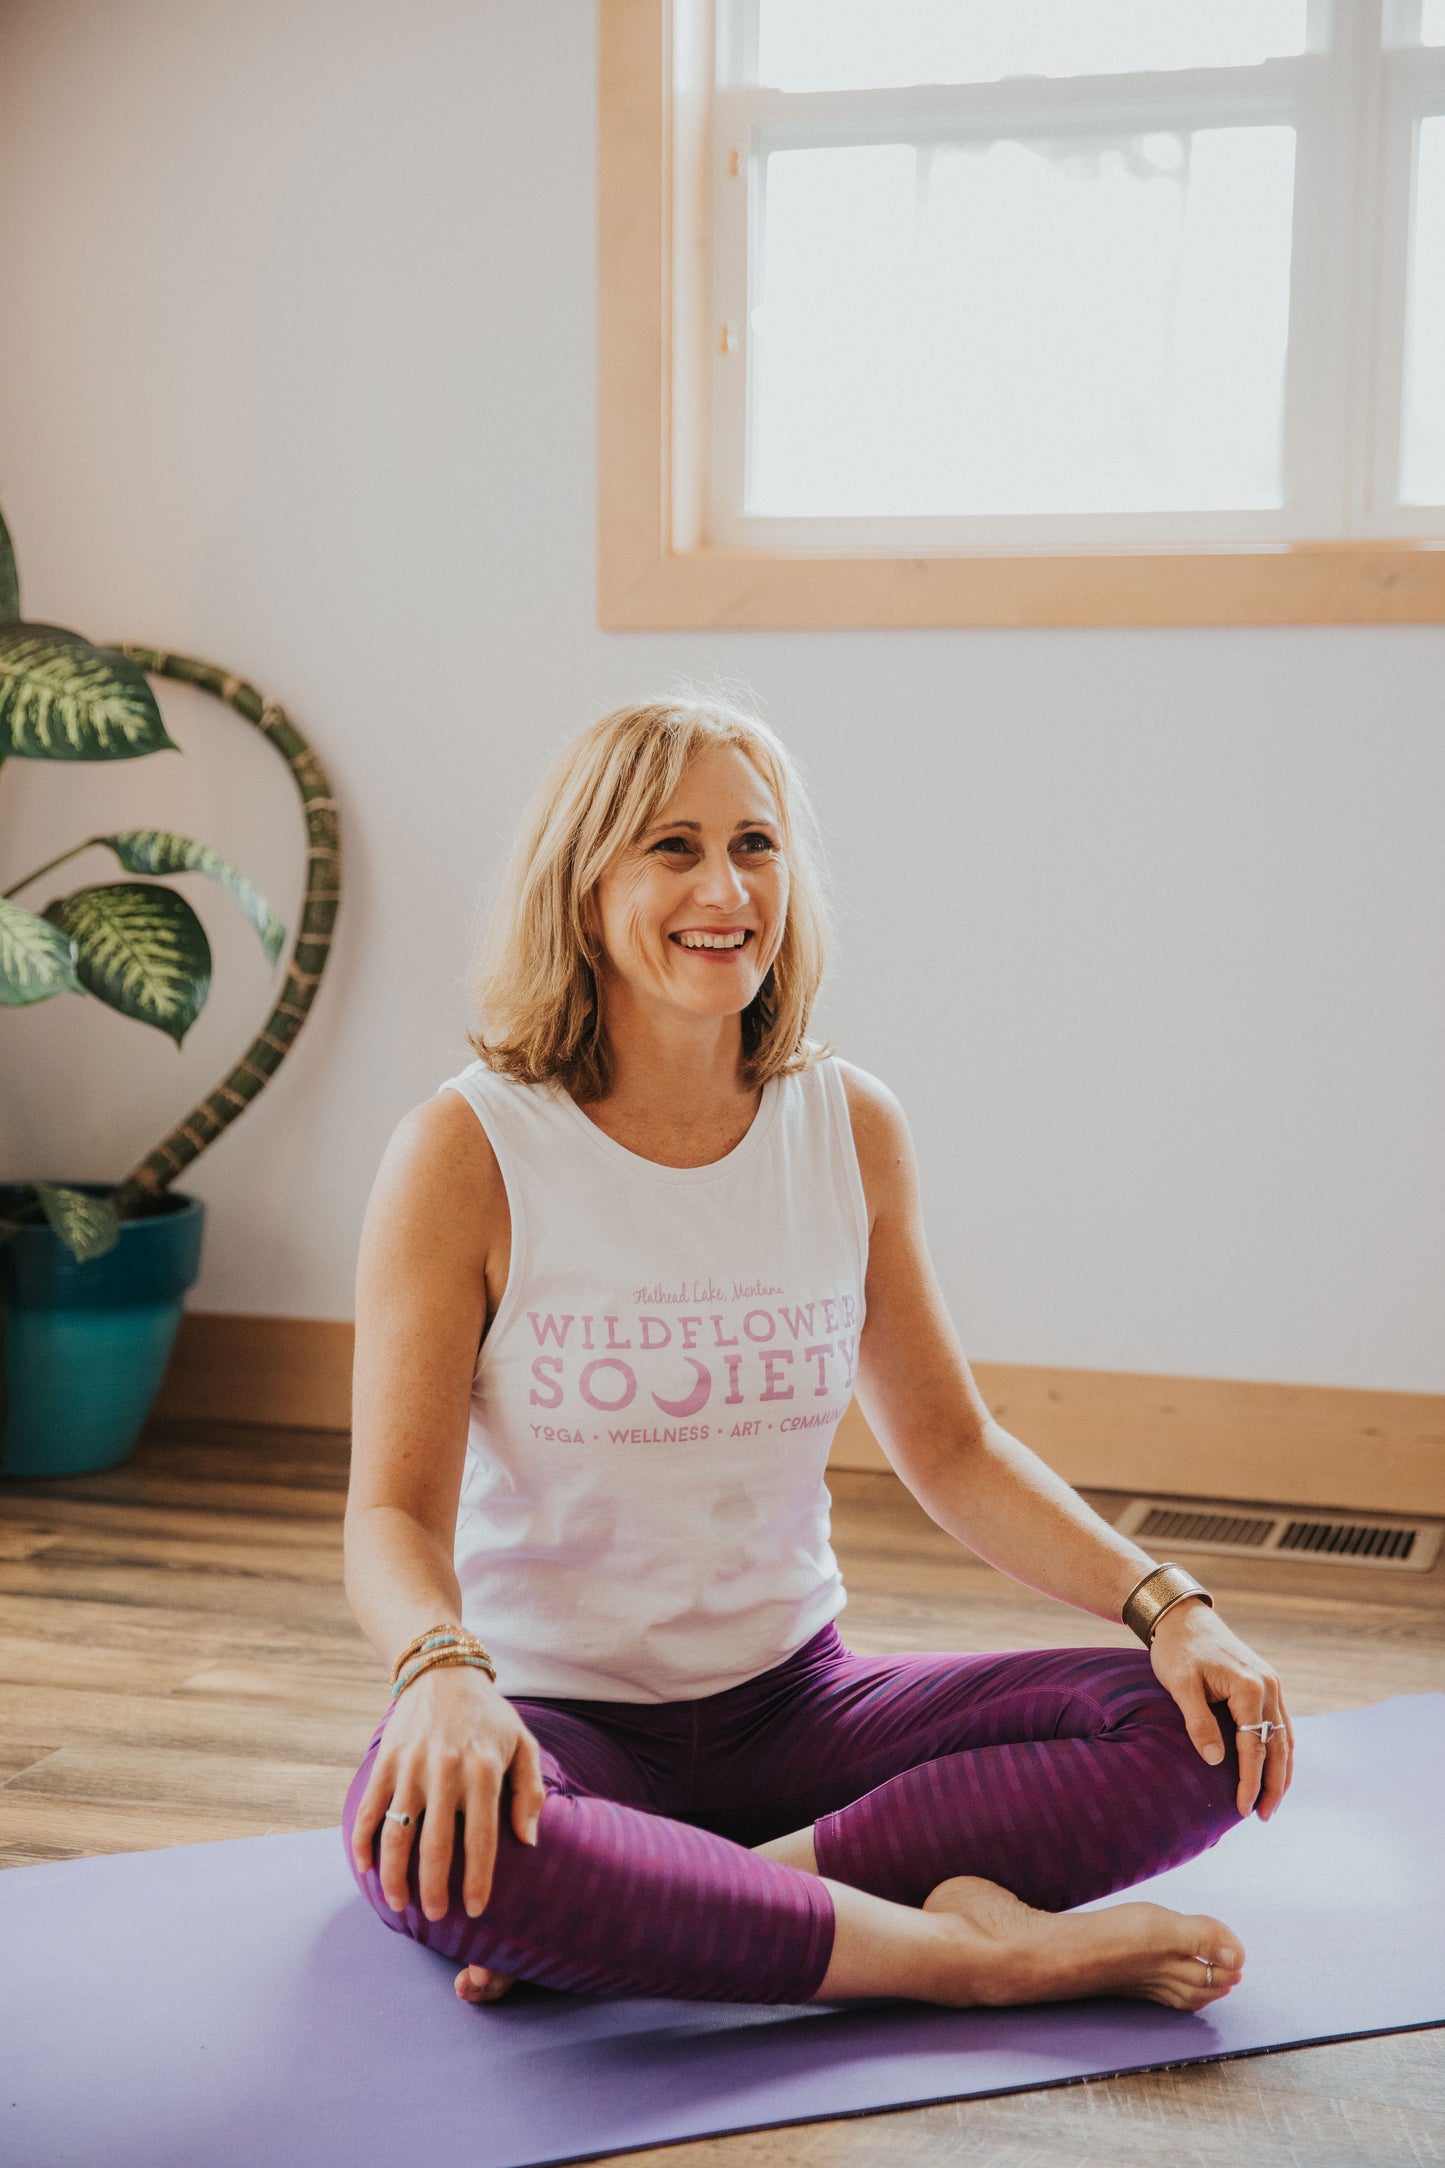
[676,930,748,949]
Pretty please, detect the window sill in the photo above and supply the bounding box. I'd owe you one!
[598,538,1445,630]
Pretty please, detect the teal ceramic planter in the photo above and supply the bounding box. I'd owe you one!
[0,1183,204,1479]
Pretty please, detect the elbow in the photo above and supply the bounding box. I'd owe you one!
[341,1497,388,1607]
[886,1412,988,1499]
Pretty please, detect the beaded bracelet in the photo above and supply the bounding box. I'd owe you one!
[389,1621,498,1682]
[389,1625,497,1701]
[389,1622,496,1687]
[391,1638,496,1691]
[390,1648,498,1703]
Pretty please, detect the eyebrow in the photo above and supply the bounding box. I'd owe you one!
[640,815,780,838]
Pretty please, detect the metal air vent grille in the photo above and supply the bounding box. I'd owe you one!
[1113,1498,1441,1573]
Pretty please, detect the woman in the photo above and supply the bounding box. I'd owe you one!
[343,695,1291,2013]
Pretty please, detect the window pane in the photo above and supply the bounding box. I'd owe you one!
[1400,116,1445,504]
[1421,0,1445,46]
[748,129,1296,518]
[756,0,1308,93]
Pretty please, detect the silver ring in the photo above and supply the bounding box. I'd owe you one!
[1196,1956,1214,1988]
[1237,1720,1279,1744]
[383,1807,414,1828]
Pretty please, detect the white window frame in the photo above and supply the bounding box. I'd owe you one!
[701,0,1445,555]
[1372,1,1445,525]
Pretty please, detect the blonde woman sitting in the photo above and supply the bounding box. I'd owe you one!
[343,697,1290,2011]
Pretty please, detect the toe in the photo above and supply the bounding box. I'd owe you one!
[1180,1950,1243,2010]
[1188,1919,1245,1980]
[455,1963,515,2003]
[1199,1928,1245,1994]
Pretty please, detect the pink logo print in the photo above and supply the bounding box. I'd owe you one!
[651,1357,711,1417]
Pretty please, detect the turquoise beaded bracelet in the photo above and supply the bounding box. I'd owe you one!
[390,1647,497,1702]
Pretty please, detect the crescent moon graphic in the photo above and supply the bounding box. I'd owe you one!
[651,1357,711,1418]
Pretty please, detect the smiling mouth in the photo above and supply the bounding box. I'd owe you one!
[670,930,753,952]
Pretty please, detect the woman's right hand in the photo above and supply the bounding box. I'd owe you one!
[350,1664,546,1921]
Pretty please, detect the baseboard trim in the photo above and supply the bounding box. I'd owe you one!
[830,1368,1445,1516]
[153,1314,1445,1517]
[155,1312,356,1434]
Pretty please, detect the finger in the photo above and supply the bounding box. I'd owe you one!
[1257,1723,1290,1819]
[417,1758,465,1921]
[1277,1686,1296,1802]
[1172,1676,1227,1768]
[462,1764,500,1920]
[1229,1686,1267,1816]
[378,1769,424,1915]
[350,1761,389,1874]
[351,1750,402,1876]
[509,1730,546,1849]
[1258,1689,1293,1819]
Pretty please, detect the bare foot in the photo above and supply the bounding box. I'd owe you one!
[455,1963,516,2004]
[919,1875,1244,2013]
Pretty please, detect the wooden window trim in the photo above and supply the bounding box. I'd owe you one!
[598,0,1445,629]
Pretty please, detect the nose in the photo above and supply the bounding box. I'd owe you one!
[692,847,749,908]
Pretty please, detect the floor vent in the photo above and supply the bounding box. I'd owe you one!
[1113,1497,1442,1573]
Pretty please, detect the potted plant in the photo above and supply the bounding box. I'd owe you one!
[0,500,341,1478]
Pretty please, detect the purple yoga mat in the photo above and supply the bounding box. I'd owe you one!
[3,1694,1442,2168]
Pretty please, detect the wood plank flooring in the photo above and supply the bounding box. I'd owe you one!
[2,1417,1442,2166]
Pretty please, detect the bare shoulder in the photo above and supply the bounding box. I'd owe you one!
[388,1085,504,1190]
[364,1087,507,1265]
[833,1057,913,1154]
[830,1058,917,1223]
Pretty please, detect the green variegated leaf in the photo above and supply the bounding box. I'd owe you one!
[0,503,18,625]
[0,893,83,1005]
[98,829,286,965]
[0,624,176,760]
[33,1181,121,1264]
[44,881,211,1045]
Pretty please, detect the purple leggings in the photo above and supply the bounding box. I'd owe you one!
[342,1622,1242,2004]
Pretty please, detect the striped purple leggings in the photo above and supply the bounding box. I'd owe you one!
[342,1622,1243,2004]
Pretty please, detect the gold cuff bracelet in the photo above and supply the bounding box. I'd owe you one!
[1122,1562,1214,1646]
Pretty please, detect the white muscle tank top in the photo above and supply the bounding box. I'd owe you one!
[438,1054,869,1702]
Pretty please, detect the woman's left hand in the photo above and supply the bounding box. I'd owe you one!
[1147,1597,1294,1821]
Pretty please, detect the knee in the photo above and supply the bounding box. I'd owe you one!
[343,1775,565,1961]
[1129,1664,1240,1765]
[1118,1671,1243,1833]
[1077,1645,1235,1776]
[1100,1653,1229,1750]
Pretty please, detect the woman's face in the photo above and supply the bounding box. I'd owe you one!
[591,744,789,1031]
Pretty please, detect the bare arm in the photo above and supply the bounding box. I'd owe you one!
[838,1061,1292,1820]
[344,1092,495,1662]
[344,1092,545,1916]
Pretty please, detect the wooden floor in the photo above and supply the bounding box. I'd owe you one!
[2,1418,1443,2166]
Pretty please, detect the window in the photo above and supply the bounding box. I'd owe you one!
[598,0,1445,625]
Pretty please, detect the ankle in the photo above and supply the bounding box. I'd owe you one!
[914,1907,1002,2006]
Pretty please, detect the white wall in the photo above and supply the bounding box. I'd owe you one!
[2,0,1440,1392]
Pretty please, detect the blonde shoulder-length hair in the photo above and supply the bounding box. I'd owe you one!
[468,695,830,1101]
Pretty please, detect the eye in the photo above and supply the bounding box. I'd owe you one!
[650,834,694,855]
[736,831,777,854]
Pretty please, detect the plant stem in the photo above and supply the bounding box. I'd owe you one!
[2,836,101,901]
[105,645,340,1216]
